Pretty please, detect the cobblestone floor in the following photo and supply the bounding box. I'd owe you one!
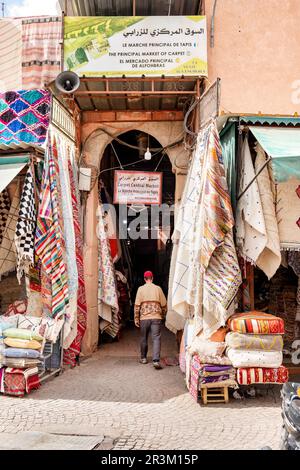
[0,325,283,450]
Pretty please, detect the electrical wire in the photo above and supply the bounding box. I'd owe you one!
[81,126,184,155]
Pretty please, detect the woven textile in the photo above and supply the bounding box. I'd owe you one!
[168,121,241,337]
[63,161,87,367]
[0,19,22,92]
[190,124,241,337]
[22,17,61,89]
[276,178,300,250]
[55,132,77,349]
[0,190,10,245]
[254,144,281,279]
[28,255,42,292]
[35,136,69,319]
[4,367,40,396]
[237,366,289,385]
[225,332,283,351]
[97,201,119,339]
[228,311,285,335]
[226,348,283,368]
[0,90,50,147]
[15,167,36,283]
[0,181,20,278]
[288,251,300,322]
[236,137,267,265]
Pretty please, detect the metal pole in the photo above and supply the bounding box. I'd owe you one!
[237,156,272,201]
[2,3,5,17]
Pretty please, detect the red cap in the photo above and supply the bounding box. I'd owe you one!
[144,271,153,278]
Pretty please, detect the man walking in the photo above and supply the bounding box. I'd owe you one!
[134,271,167,369]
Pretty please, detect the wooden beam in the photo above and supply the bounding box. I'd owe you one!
[82,110,184,123]
[80,77,197,83]
[75,90,196,97]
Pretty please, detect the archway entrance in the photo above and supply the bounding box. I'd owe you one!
[99,130,175,341]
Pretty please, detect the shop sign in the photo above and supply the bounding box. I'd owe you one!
[64,16,207,77]
[114,170,162,205]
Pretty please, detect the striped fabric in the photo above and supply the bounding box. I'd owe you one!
[0,19,22,92]
[228,311,285,335]
[35,135,69,319]
[237,366,289,385]
[22,17,61,89]
[0,17,61,91]
[63,161,87,367]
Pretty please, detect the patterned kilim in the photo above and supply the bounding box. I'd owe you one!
[0,89,50,147]
[97,196,119,339]
[35,136,69,319]
[4,367,40,396]
[28,255,42,292]
[15,167,36,283]
[200,124,235,270]
[0,189,10,245]
[63,161,87,367]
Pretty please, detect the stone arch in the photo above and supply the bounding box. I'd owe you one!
[81,121,189,171]
[81,120,189,357]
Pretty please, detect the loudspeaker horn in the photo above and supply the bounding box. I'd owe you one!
[55,71,80,94]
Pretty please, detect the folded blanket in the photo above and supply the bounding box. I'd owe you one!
[187,337,226,356]
[237,366,289,385]
[2,348,41,359]
[4,338,42,350]
[3,328,43,342]
[228,311,285,335]
[225,331,283,351]
[201,365,233,373]
[201,374,232,384]
[199,379,238,389]
[226,348,283,368]
[2,358,41,368]
[195,354,232,366]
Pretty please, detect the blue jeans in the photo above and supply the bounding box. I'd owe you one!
[140,319,162,362]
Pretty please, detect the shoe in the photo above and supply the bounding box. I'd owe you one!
[153,361,162,369]
[139,358,148,364]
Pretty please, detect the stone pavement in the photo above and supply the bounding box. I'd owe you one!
[0,325,283,450]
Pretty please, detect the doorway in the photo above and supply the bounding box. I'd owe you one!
[100,130,175,330]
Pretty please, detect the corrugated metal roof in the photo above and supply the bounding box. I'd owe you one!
[0,142,45,152]
[60,0,202,16]
[71,77,198,111]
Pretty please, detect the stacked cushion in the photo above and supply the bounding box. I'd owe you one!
[2,358,41,368]
[228,311,285,335]
[2,348,41,359]
[226,311,288,385]
[226,332,283,351]
[4,337,42,350]
[237,366,289,385]
[3,328,43,342]
[226,349,283,368]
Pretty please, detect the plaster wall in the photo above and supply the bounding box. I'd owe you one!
[206,0,300,116]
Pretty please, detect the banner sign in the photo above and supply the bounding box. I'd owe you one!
[64,16,207,77]
[114,171,163,205]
